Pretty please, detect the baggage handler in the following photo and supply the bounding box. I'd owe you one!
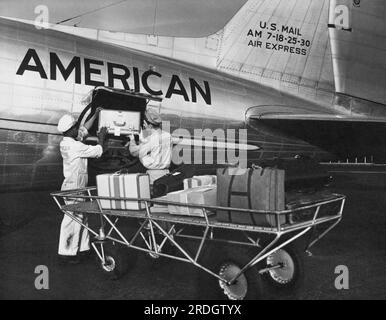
[123,109,172,175]
[57,110,108,264]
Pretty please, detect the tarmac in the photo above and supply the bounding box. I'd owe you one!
[0,177,385,300]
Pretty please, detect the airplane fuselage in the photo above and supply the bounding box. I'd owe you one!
[0,18,330,192]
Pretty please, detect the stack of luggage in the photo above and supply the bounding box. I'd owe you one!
[94,157,335,226]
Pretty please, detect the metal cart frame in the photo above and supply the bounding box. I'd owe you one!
[51,187,345,299]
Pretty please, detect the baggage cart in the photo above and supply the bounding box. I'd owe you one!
[51,187,345,300]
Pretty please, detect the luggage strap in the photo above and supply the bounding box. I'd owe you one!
[226,169,258,224]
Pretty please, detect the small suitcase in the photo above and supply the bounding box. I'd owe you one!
[183,175,217,189]
[167,186,217,217]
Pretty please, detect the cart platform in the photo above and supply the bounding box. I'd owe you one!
[62,195,344,233]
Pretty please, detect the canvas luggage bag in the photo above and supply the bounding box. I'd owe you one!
[96,173,150,210]
[152,171,187,198]
[216,167,285,227]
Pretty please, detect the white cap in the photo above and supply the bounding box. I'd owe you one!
[145,109,162,126]
[57,114,76,133]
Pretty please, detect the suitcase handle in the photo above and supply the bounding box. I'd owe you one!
[251,163,265,176]
[113,120,127,127]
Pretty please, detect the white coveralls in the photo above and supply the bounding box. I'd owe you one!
[58,135,103,256]
[129,129,172,170]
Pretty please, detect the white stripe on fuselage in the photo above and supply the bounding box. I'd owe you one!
[171,136,259,151]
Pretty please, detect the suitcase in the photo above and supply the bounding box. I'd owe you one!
[167,186,217,217]
[216,167,285,227]
[98,109,141,136]
[96,173,150,210]
[183,175,217,189]
[152,164,231,198]
[256,157,331,191]
[150,195,169,213]
[286,190,339,224]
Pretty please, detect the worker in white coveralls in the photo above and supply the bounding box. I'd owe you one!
[57,109,108,264]
[122,109,172,179]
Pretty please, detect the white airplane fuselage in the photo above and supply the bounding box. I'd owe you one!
[0,18,329,192]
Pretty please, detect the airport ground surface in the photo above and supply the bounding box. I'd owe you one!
[0,177,385,300]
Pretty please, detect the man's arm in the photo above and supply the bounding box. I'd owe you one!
[83,107,102,131]
[138,140,152,159]
[77,143,103,158]
[129,141,140,157]
[76,127,107,158]
[128,133,152,158]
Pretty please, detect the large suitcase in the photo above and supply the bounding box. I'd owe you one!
[216,167,285,227]
[96,173,150,210]
[98,109,141,136]
[285,190,339,224]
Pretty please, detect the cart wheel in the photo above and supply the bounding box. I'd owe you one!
[259,244,305,298]
[195,245,263,300]
[99,243,138,280]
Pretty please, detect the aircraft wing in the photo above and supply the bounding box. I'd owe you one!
[247,105,386,163]
[0,0,247,37]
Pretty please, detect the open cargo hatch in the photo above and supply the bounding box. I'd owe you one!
[78,86,163,176]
